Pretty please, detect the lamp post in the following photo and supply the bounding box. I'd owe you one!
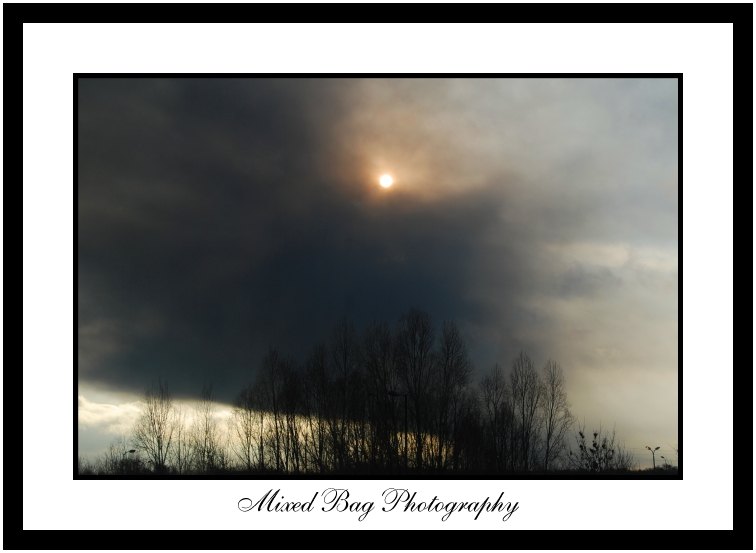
[645,445,660,469]
[122,449,136,473]
[388,390,408,471]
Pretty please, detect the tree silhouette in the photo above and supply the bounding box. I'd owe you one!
[510,352,542,471]
[132,380,175,473]
[395,308,435,470]
[81,310,665,476]
[541,360,573,470]
[569,425,635,472]
[481,363,512,471]
[433,321,471,470]
[231,384,257,471]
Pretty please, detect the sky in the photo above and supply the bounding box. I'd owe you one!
[78,78,678,465]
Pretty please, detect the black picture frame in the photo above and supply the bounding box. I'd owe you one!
[8,4,751,550]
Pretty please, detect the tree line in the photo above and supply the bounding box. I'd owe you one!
[79,308,647,475]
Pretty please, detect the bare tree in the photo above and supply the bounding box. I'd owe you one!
[510,352,543,471]
[171,404,192,474]
[433,321,471,469]
[97,437,139,474]
[395,308,435,470]
[257,347,284,471]
[78,456,95,475]
[481,363,513,471]
[279,361,304,472]
[250,378,267,470]
[330,318,361,470]
[569,424,636,472]
[231,384,258,471]
[304,343,330,472]
[113,312,644,476]
[133,380,175,473]
[363,321,398,468]
[454,390,484,471]
[190,384,224,473]
[541,360,573,470]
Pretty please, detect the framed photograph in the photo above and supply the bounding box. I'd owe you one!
[10,5,750,550]
[75,72,680,485]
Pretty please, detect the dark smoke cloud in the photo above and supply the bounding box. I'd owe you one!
[78,78,677,451]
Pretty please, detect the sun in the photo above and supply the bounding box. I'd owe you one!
[379,174,394,188]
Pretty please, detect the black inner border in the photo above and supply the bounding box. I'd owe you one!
[73,71,682,483]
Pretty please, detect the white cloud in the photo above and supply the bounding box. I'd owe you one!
[78,395,142,435]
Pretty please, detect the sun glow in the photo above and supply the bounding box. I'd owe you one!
[379,174,394,188]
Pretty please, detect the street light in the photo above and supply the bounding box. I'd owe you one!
[645,445,660,469]
[122,449,136,473]
[387,390,408,471]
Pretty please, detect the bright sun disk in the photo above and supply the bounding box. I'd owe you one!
[379,174,394,188]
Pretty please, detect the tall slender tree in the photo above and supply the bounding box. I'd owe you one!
[510,352,543,471]
[190,384,225,472]
[231,384,258,471]
[132,380,175,473]
[434,321,471,469]
[541,360,573,470]
[395,309,435,470]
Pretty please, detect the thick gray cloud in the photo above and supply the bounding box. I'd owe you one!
[78,78,677,453]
